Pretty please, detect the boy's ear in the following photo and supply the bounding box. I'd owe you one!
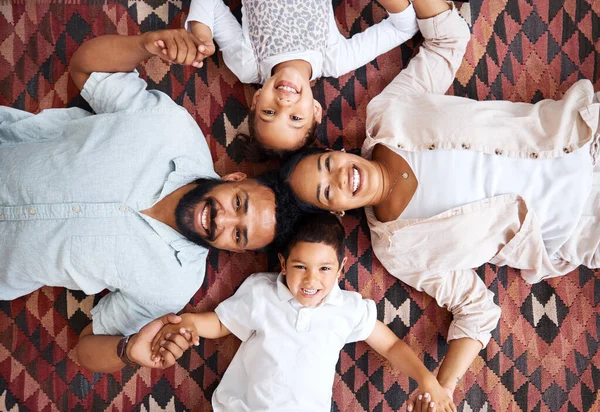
[337,257,347,279]
[277,253,286,274]
[313,100,323,124]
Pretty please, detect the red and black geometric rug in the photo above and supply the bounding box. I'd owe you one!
[1,0,600,410]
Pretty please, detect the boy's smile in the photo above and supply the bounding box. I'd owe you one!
[279,241,347,307]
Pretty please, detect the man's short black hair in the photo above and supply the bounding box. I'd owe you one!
[253,170,305,252]
[280,213,346,266]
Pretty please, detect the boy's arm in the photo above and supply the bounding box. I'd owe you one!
[324,1,418,78]
[69,29,207,90]
[365,321,456,411]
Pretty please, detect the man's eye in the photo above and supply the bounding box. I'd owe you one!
[263,110,275,115]
[235,229,241,242]
[291,115,302,121]
[325,186,330,200]
[235,196,241,210]
[325,157,330,172]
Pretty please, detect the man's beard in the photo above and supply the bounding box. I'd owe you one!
[175,179,223,248]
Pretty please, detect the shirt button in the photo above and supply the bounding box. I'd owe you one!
[72,206,80,213]
[495,149,503,155]
[119,206,126,212]
[397,143,405,149]
[28,208,36,215]
[563,147,572,153]
[428,144,436,150]
[529,152,538,159]
[461,143,470,149]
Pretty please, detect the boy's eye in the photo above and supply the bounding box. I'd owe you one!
[290,115,302,121]
[293,265,306,269]
[325,186,330,201]
[320,267,331,271]
[235,195,241,210]
[263,110,275,115]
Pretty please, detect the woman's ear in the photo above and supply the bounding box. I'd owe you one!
[278,253,286,274]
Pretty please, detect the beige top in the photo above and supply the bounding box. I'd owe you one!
[362,4,600,346]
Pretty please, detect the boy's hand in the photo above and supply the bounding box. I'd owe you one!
[151,313,200,359]
[142,29,210,67]
[408,378,456,412]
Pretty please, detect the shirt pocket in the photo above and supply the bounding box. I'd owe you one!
[70,235,121,292]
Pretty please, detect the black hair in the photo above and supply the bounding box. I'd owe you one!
[278,146,329,213]
[236,109,319,162]
[253,170,305,252]
[280,213,346,266]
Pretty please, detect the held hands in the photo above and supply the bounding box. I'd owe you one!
[151,313,200,359]
[127,313,192,369]
[407,378,456,412]
[142,28,215,68]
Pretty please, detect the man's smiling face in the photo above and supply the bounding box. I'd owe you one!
[175,173,276,252]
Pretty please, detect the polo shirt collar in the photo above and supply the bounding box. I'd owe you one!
[276,273,344,307]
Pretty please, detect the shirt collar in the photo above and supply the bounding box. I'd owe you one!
[276,273,344,307]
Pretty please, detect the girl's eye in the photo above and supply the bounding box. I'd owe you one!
[325,186,330,200]
[325,157,330,172]
[291,115,302,121]
[235,196,241,210]
[263,110,275,115]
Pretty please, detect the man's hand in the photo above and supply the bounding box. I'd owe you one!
[143,28,213,68]
[127,313,192,369]
[189,21,217,67]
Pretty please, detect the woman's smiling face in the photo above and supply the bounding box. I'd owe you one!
[288,151,383,212]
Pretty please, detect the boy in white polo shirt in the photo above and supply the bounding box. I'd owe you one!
[151,214,455,411]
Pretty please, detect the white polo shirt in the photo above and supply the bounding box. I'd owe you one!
[213,272,377,412]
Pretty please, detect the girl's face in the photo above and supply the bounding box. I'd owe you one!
[251,67,322,151]
[279,241,346,307]
[288,151,383,212]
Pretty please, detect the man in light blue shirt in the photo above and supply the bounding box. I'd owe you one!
[0,29,299,372]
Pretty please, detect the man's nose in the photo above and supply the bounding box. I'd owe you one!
[214,211,238,227]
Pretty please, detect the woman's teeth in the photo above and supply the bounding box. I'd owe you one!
[277,85,298,93]
[301,288,318,295]
[352,167,360,194]
[201,204,209,230]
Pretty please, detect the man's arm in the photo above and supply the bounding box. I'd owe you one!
[76,314,191,373]
[325,1,418,78]
[69,29,207,91]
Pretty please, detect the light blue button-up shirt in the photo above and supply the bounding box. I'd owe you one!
[0,71,218,335]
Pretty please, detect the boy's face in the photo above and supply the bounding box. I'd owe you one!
[251,67,323,152]
[278,241,347,307]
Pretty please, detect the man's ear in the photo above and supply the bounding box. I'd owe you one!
[313,100,323,124]
[222,172,247,182]
[277,253,286,274]
[251,89,262,111]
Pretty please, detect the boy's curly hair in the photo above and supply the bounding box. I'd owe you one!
[236,109,319,162]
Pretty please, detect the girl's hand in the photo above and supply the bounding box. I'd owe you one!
[142,29,207,67]
[408,378,456,412]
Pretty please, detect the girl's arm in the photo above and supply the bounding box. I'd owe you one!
[365,320,456,412]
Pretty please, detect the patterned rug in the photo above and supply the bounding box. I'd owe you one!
[1,0,600,410]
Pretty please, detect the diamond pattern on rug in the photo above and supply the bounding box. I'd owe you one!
[1,0,600,411]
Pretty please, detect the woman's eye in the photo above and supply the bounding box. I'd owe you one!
[263,110,275,115]
[325,157,330,172]
[325,186,330,200]
[291,115,302,121]
[235,196,241,209]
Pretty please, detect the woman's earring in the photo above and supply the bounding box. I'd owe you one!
[341,148,346,152]
[330,210,345,217]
